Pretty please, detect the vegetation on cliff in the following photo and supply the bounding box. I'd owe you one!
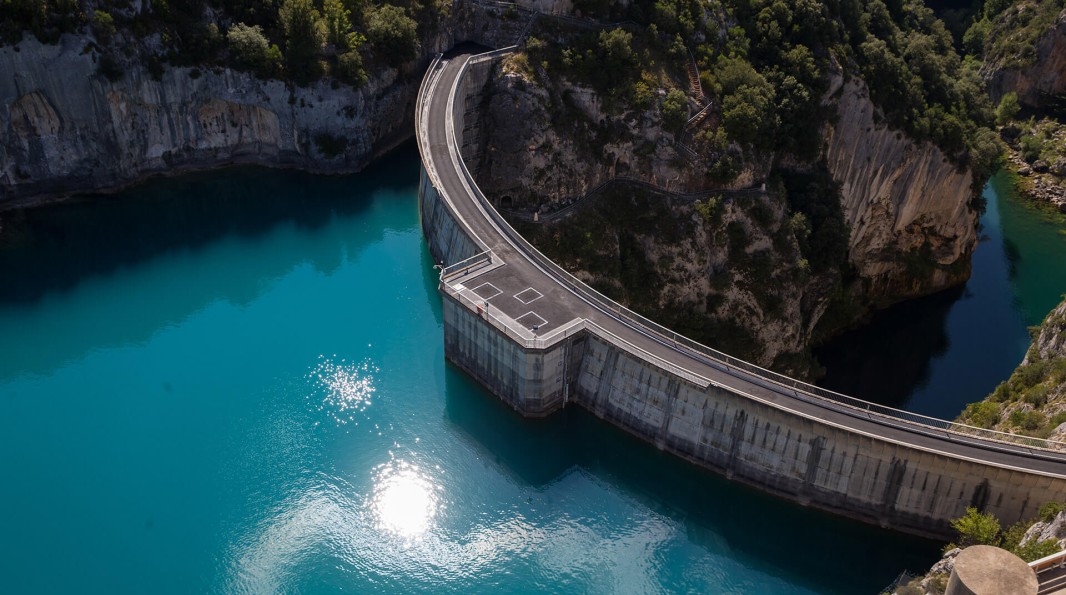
[0,0,435,86]
[524,0,999,178]
[958,297,1066,439]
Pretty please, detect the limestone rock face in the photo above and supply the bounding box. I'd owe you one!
[986,8,1066,108]
[824,77,977,301]
[478,69,693,210]
[0,34,416,204]
[0,0,528,205]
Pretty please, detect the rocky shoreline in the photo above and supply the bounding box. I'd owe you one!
[1009,148,1066,212]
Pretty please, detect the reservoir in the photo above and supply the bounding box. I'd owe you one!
[2,147,1055,592]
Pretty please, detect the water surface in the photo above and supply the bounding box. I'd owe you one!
[0,145,934,593]
[818,172,1066,419]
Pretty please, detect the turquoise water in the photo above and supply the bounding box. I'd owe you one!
[818,172,1066,419]
[0,145,935,593]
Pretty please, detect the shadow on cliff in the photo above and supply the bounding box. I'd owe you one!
[0,143,422,380]
[443,368,939,592]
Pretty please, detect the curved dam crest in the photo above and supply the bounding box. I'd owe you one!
[415,48,1066,539]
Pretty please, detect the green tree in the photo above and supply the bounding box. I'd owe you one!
[996,92,1021,125]
[323,0,352,50]
[279,0,325,79]
[721,79,777,147]
[227,23,279,76]
[92,9,116,42]
[660,88,688,132]
[951,507,1001,547]
[336,50,368,87]
[365,4,418,67]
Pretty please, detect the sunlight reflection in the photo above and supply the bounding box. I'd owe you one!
[306,355,378,425]
[372,461,438,539]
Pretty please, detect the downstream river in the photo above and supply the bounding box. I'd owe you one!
[818,172,1066,419]
[0,148,1059,593]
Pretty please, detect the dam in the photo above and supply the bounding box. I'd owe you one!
[415,47,1066,539]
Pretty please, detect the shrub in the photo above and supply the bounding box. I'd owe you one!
[365,4,418,67]
[1015,539,1062,562]
[280,0,325,80]
[961,401,1000,428]
[335,50,368,87]
[1020,135,1045,164]
[1024,385,1049,407]
[950,507,1000,547]
[996,92,1021,125]
[1040,502,1066,522]
[660,88,688,132]
[323,0,352,49]
[227,23,279,77]
[92,9,115,42]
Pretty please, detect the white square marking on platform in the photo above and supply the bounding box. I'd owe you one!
[471,282,502,300]
[515,311,548,330]
[514,288,543,305]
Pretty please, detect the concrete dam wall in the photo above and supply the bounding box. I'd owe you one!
[416,50,1066,539]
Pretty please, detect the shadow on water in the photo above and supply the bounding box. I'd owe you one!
[0,144,421,380]
[0,144,420,305]
[815,286,963,409]
[443,366,938,593]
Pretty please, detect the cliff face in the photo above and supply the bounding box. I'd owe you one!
[985,7,1066,108]
[824,76,977,301]
[0,35,415,203]
[0,1,528,205]
[476,62,978,370]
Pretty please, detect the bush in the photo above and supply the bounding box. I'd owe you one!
[1015,539,1062,563]
[335,50,368,87]
[961,401,1000,428]
[1024,385,1049,407]
[92,9,115,42]
[996,92,1021,125]
[227,23,279,77]
[279,0,325,80]
[365,4,418,67]
[950,507,1000,547]
[660,88,688,132]
[1020,135,1045,164]
[1040,502,1066,522]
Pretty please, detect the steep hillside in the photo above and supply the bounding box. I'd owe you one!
[470,0,989,372]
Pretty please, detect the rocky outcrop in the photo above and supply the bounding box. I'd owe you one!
[985,7,1066,108]
[0,0,529,206]
[477,66,697,210]
[0,34,417,205]
[823,76,977,302]
[478,61,978,371]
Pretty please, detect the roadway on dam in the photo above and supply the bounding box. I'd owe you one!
[418,50,1066,478]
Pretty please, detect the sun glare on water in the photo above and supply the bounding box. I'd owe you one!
[371,461,439,539]
[307,356,378,425]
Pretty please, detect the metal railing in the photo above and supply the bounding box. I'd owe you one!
[1031,549,1066,573]
[427,50,1066,456]
[441,250,495,279]
[1031,548,1066,594]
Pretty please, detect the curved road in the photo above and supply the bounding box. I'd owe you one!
[417,50,1066,479]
